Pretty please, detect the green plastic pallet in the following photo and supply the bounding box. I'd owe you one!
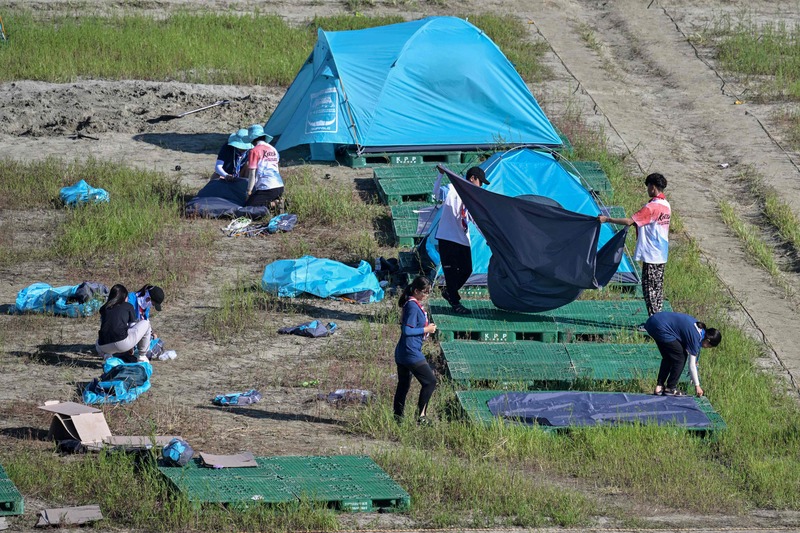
[456,390,726,433]
[443,341,573,384]
[430,299,671,343]
[442,340,672,385]
[390,202,436,220]
[0,465,23,516]
[560,160,613,198]
[374,165,449,182]
[159,456,409,512]
[377,177,443,205]
[392,217,424,247]
[343,150,464,168]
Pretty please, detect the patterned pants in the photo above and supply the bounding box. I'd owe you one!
[641,262,666,316]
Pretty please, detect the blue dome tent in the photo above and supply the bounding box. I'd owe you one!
[265,17,562,160]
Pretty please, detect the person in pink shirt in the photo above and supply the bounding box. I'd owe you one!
[599,173,671,321]
[244,124,284,211]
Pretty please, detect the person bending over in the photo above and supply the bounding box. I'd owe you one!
[644,311,721,397]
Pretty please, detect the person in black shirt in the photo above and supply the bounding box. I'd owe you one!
[95,284,152,363]
[212,128,252,181]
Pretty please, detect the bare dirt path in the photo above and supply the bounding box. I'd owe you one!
[530,0,800,392]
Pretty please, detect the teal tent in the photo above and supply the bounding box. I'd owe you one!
[265,17,562,160]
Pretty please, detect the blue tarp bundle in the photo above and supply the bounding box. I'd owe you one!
[262,255,384,302]
[279,320,337,337]
[487,391,712,428]
[266,16,562,160]
[185,178,270,219]
[83,357,152,405]
[14,282,108,317]
[59,180,109,206]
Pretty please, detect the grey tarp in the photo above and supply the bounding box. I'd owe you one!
[487,392,713,428]
[185,177,269,219]
[444,166,628,312]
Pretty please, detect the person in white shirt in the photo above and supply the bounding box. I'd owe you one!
[434,166,488,315]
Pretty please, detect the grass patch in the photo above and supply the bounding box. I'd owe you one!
[719,200,785,281]
[1,12,547,84]
[4,449,340,532]
[0,157,212,288]
[737,165,800,252]
[711,17,800,101]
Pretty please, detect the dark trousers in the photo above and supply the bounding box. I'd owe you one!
[438,239,472,306]
[641,262,666,316]
[245,186,284,207]
[393,361,437,418]
[655,340,687,390]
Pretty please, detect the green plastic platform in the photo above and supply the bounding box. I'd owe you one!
[160,456,409,512]
[390,202,436,220]
[442,340,678,385]
[374,165,447,182]
[392,217,424,247]
[377,177,443,205]
[430,299,671,343]
[560,160,613,198]
[0,465,23,516]
[343,150,464,168]
[456,390,726,433]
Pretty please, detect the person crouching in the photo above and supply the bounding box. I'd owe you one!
[96,284,152,363]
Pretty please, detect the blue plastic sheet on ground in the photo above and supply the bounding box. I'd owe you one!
[59,180,109,206]
[486,391,712,428]
[212,390,262,406]
[14,282,108,317]
[279,320,337,337]
[83,357,152,404]
[261,255,384,302]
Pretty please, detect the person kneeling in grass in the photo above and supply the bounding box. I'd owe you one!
[393,276,438,425]
[96,284,152,364]
[644,311,721,397]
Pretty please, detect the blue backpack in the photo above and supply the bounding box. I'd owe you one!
[162,438,194,467]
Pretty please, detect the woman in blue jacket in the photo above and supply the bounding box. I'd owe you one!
[393,276,438,424]
[644,312,721,397]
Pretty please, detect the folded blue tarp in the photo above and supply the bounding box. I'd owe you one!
[59,180,109,206]
[262,255,384,302]
[487,391,712,428]
[14,282,108,317]
[83,357,152,404]
[185,178,269,219]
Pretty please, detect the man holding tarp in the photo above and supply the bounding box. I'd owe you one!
[434,166,489,315]
[440,165,628,312]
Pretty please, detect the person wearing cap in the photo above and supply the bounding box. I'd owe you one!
[244,124,285,210]
[212,128,252,181]
[128,284,164,322]
[96,284,152,364]
[433,166,489,315]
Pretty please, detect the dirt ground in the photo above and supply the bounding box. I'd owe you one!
[2,0,800,530]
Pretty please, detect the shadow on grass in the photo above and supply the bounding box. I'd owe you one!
[0,427,50,441]
[196,405,346,427]
[9,343,100,368]
[133,132,227,155]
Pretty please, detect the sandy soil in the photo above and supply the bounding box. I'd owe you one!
[2,0,800,530]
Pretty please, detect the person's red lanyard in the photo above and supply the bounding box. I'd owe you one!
[408,297,429,339]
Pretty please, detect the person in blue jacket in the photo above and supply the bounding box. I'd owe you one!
[644,311,721,397]
[393,276,438,424]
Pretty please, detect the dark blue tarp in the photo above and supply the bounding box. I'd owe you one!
[487,392,712,428]
[185,178,269,219]
[82,357,152,405]
[445,167,628,312]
